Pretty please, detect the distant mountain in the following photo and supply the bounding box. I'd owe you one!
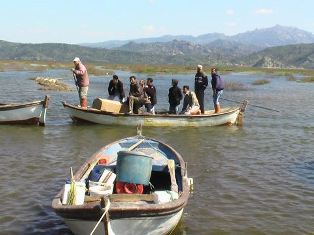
[2,38,314,68]
[241,43,314,68]
[81,25,314,49]
[81,33,226,49]
[231,25,314,47]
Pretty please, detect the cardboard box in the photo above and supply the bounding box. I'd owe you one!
[92,98,128,113]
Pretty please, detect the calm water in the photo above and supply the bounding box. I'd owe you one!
[0,69,313,235]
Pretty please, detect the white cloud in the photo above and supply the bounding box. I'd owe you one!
[148,0,156,4]
[255,8,273,15]
[142,25,155,35]
[226,9,235,16]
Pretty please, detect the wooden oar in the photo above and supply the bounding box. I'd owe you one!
[221,97,280,113]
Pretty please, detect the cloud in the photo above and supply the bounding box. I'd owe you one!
[147,0,156,4]
[142,25,155,35]
[226,9,235,16]
[255,8,273,15]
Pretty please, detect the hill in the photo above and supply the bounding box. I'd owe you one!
[242,43,314,68]
[82,25,314,49]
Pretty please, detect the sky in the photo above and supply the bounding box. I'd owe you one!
[0,0,314,44]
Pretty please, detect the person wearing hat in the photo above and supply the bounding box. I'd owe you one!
[108,74,125,102]
[211,67,224,113]
[168,79,183,114]
[194,64,208,114]
[71,57,89,108]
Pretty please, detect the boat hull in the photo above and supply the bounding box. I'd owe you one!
[0,96,49,126]
[64,209,183,235]
[63,102,244,127]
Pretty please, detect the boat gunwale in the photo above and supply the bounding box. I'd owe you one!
[62,101,240,118]
[52,136,190,220]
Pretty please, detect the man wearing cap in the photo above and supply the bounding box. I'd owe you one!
[71,57,89,108]
[194,64,208,114]
[108,74,125,102]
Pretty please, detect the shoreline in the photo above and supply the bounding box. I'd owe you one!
[1,59,314,77]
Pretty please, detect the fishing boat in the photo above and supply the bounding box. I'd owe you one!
[62,99,248,127]
[0,96,49,126]
[52,133,193,235]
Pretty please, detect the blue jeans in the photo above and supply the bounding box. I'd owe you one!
[213,90,223,105]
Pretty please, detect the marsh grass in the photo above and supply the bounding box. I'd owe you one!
[224,81,248,91]
[1,60,314,77]
[299,77,314,83]
[252,79,270,85]
[287,75,297,81]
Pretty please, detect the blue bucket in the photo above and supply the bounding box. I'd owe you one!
[116,151,153,185]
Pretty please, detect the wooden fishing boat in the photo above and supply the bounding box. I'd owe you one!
[52,134,193,235]
[0,96,49,126]
[62,100,248,127]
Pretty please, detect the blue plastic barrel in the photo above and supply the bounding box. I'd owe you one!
[116,151,153,185]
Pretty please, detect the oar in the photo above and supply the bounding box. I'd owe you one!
[72,73,79,93]
[221,97,280,113]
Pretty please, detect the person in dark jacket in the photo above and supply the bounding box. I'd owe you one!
[194,64,208,114]
[211,67,224,113]
[128,76,148,114]
[168,79,183,114]
[108,75,125,102]
[144,78,157,114]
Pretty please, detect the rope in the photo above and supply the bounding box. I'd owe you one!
[221,97,280,113]
[90,198,111,235]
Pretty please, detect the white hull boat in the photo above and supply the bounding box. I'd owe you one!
[52,135,192,235]
[62,100,247,127]
[0,96,49,126]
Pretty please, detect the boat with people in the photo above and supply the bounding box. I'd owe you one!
[62,98,248,127]
[0,96,49,126]
[52,132,193,235]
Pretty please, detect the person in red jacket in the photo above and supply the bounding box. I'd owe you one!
[71,57,89,108]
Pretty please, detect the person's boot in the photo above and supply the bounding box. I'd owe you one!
[214,104,218,113]
[80,98,88,108]
[216,104,221,113]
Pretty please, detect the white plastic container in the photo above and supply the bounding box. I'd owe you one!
[89,181,114,196]
[153,190,179,204]
[61,181,86,205]
[62,182,71,205]
[74,181,86,205]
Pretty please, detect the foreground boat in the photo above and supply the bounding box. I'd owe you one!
[62,100,248,127]
[0,96,49,126]
[52,134,192,235]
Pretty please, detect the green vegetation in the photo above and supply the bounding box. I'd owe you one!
[299,77,314,83]
[252,79,270,85]
[287,75,297,81]
[1,60,314,79]
[224,81,248,91]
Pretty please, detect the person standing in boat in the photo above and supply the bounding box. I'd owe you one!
[180,85,201,115]
[194,64,208,114]
[71,57,89,108]
[128,76,147,114]
[108,74,125,103]
[168,79,183,114]
[211,67,224,113]
[144,78,157,114]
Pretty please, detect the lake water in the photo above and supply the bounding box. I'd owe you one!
[0,69,313,235]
